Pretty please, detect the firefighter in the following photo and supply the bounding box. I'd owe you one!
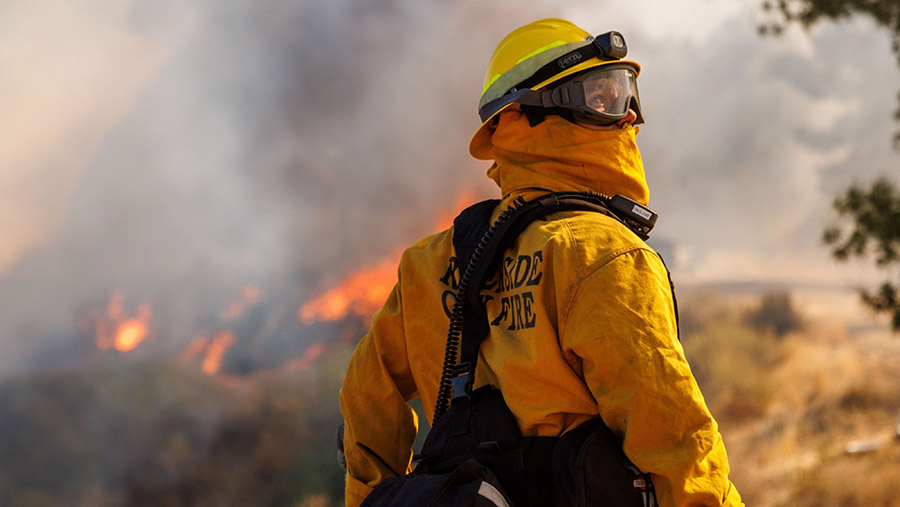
[340,18,743,506]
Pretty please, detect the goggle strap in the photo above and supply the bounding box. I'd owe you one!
[511,89,571,109]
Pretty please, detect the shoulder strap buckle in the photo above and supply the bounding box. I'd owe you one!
[451,362,474,399]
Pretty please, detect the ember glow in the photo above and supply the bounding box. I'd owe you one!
[180,335,210,362]
[178,331,237,376]
[283,342,326,372]
[172,285,262,375]
[221,284,262,320]
[299,190,479,325]
[88,291,152,352]
[432,189,478,232]
[201,331,237,375]
[114,319,148,352]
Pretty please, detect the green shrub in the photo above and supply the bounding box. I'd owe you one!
[744,291,804,338]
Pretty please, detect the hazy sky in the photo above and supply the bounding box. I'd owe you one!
[1,0,898,373]
[3,0,897,272]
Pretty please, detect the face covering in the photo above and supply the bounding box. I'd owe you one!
[477,110,649,205]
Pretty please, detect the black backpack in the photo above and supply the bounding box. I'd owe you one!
[359,192,670,507]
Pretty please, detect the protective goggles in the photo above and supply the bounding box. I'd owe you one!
[480,63,643,126]
[546,64,643,125]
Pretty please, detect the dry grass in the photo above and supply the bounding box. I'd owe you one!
[685,320,782,422]
[790,445,900,507]
[678,289,900,506]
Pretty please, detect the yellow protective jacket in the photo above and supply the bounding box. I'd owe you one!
[340,111,743,507]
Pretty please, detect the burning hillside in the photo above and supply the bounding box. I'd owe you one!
[300,190,477,326]
[0,0,493,381]
[0,175,484,505]
[21,184,483,386]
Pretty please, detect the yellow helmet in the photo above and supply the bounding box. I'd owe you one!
[470,18,642,155]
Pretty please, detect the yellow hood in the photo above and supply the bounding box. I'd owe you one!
[472,110,650,205]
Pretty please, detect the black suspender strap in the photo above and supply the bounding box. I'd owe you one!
[434,192,675,422]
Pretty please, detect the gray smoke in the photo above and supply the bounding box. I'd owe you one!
[0,0,512,375]
[1,0,898,376]
[635,14,900,270]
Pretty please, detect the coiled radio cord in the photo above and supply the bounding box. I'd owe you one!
[432,197,526,424]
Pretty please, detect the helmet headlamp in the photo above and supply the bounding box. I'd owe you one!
[594,31,628,60]
[477,31,643,126]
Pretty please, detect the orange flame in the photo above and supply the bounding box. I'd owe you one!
[299,190,478,325]
[114,320,147,352]
[432,189,477,231]
[92,292,151,352]
[299,252,400,325]
[243,284,260,302]
[283,342,326,372]
[221,284,262,320]
[201,331,236,375]
[174,284,261,375]
[179,335,210,362]
[107,291,124,319]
